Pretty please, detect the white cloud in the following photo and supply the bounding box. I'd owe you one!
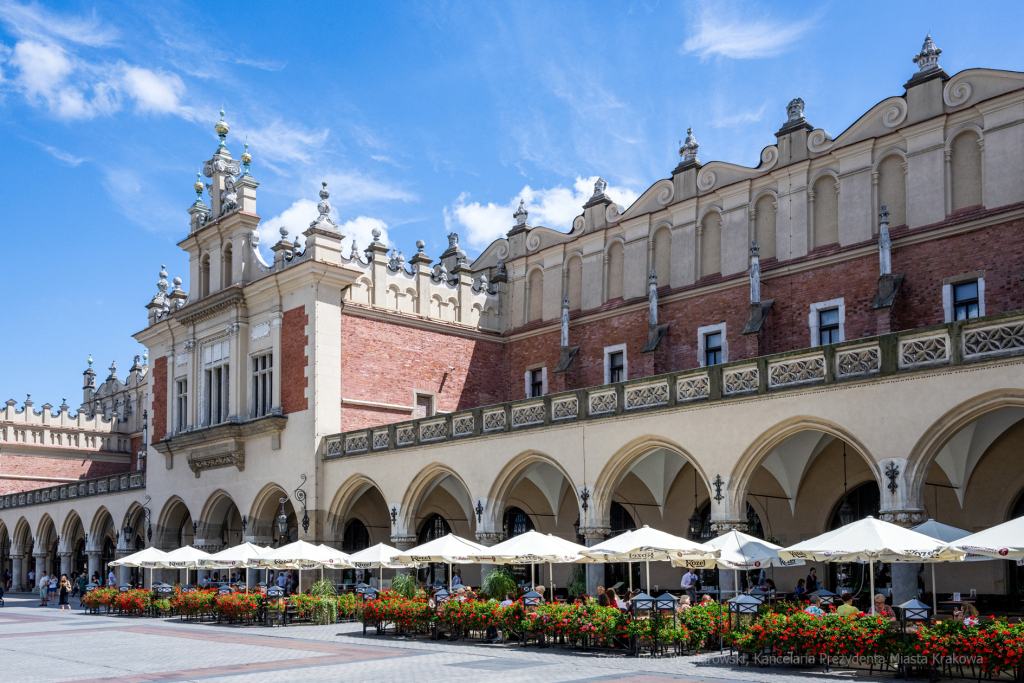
[12,39,72,97]
[682,11,816,59]
[261,198,391,256]
[243,120,330,164]
[712,102,769,128]
[122,66,189,117]
[0,1,117,47]
[36,142,84,166]
[447,176,640,249]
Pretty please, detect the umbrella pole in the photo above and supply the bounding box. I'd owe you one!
[931,564,937,614]
[646,561,650,594]
[380,566,383,589]
[549,561,553,600]
[448,562,451,592]
[734,569,739,596]
[628,562,632,592]
[869,560,875,615]
[531,563,535,590]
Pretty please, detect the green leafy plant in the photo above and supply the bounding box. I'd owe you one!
[481,567,518,601]
[566,564,586,598]
[308,579,338,625]
[390,573,419,600]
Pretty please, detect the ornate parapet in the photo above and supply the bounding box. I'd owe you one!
[2,471,145,510]
[152,414,286,474]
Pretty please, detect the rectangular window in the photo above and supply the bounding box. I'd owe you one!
[204,365,229,425]
[705,332,722,366]
[609,352,624,384]
[530,369,544,397]
[953,281,980,320]
[819,309,840,345]
[175,379,188,432]
[415,394,434,418]
[251,353,273,417]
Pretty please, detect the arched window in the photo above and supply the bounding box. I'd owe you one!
[699,212,721,278]
[754,195,777,259]
[566,256,583,311]
[417,514,452,587]
[502,507,535,540]
[652,228,671,287]
[829,481,883,593]
[527,268,543,322]
[101,536,115,580]
[606,242,624,300]
[342,519,371,553]
[221,243,233,289]
[812,175,839,248]
[746,502,764,539]
[950,131,983,211]
[200,254,211,298]
[877,155,907,230]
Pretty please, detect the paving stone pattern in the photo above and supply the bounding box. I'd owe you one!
[0,597,888,683]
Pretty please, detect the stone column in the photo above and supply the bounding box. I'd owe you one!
[581,526,610,599]
[59,552,74,578]
[475,531,504,585]
[11,554,23,592]
[881,509,927,606]
[390,535,417,578]
[87,551,101,584]
[34,553,47,588]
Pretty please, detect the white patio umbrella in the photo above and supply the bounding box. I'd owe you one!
[947,516,1024,562]
[582,525,716,592]
[910,519,984,613]
[394,533,487,591]
[778,517,964,614]
[252,540,351,591]
[468,530,596,597]
[348,543,418,588]
[198,542,271,592]
[109,546,167,590]
[671,530,804,598]
[139,545,213,586]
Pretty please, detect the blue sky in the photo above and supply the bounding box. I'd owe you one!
[2,0,1023,406]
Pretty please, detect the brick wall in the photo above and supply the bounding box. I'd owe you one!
[151,356,167,443]
[0,455,130,495]
[130,435,142,471]
[340,313,507,430]
[504,215,1024,399]
[282,305,309,414]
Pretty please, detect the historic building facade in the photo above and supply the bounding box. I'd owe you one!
[3,37,1024,603]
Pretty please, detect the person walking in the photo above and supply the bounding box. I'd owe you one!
[38,571,48,606]
[48,574,58,604]
[76,573,88,604]
[58,575,71,611]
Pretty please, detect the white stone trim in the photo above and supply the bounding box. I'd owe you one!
[697,323,727,367]
[603,343,628,384]
[943,278,985,323]
[809,298,845,347]
[524,367,548,397]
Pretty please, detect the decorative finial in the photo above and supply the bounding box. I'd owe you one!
[314,182,332,223]
[142,350,148,365]
[172,277,182,290]
[648,269,659,327]
[560,294,570,347]
[457,248,467,265]
[785,98,805,123]
[61,398,67,409]
[649,268,658,287]
[416,239,425,253]
[279,226,289,240]
[680,128,699,162]
[241,139,252,175]
[157,265,169,294]
[350,240,359,258]
[593,177,608,197]
[913,34,941,72]
[750,239,761,257]
[215,109,229,149]
[88,354,93,368]
[194,172,204,202]
[513,199,528,227]
[371,226,382,243]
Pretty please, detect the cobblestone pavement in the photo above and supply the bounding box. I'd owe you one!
[0,596,896,683]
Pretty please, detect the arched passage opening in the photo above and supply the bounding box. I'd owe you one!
[249,484,296,547]
[594,439,712,594]
[198,491,243,553]
[61,511,87,579]
[327,475,390,586]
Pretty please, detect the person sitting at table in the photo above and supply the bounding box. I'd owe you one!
[606,587,626,609]
[872,594,898,624]
[499,592,514,608]
[764,579,776,591]
[201,575,210,589]
[701,594,715,604]
[597,592,610,607]
[804,594,825,616]
[676,594,691,612]
[953,601,980,626]
[836,592,859,616]
[795,578,806,597]
[451,568,462,588]
[534,585,547,604]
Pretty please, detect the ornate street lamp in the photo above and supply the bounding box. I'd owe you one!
[142,495,153,544]
[294,475,309,534]
[276,498,289,544]
[123,523,133,550]
[839,443,854,526]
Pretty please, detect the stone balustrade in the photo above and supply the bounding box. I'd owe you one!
[1,471,146,510]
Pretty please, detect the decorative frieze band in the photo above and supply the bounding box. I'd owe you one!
[588,390,616,415]
[551,396,578,420]
[724,366,759,395]
[2,472,146,509]
[511,402,544,427]
[625,381,669,410]
[836,345,880,378]
[899,333,950,369]
[676,373,710,402]
[963,320,1024,359]
[768,355,825,388]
